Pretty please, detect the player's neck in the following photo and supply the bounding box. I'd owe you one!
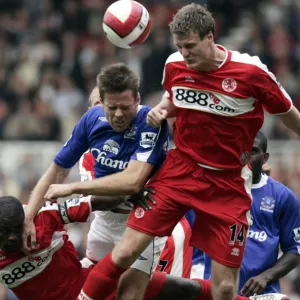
[197,46,226,72]
[252,173,262,185]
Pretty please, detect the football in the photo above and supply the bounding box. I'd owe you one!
[102,0,151,49]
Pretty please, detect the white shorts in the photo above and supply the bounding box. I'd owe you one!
[190,263,205,279]
[86,211,167,275]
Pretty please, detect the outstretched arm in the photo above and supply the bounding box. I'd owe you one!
[279,106,300,136]
[45,160,154,199]
[59,187,156,225]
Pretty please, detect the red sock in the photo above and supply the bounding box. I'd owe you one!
[79,253,127,300]
[144,272,167,299]
[192,279,249,300]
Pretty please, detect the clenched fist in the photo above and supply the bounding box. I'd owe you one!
[146,107,168,128]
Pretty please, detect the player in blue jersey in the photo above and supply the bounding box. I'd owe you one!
[203,131,300,298]
[22,63,169,300]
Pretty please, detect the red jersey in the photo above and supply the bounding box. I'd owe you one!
[79,150,95,181]
[0,198,93,300]
[163,46,292,170]
[156,216,193,278]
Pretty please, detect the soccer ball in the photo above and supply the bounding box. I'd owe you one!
[103,0,151,49]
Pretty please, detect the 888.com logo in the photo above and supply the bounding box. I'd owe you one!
[1,262,35,285]
[0,248,56,287]
[172,87,235,115]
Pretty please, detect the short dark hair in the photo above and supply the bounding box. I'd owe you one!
[169,3,215,39]
[255,131,268,153]
[96,63,140,101]
[0,196,24,223]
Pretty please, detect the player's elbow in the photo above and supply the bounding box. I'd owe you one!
[124,182,142,195]
[290,253,300,268]
[122,164,150,195]
[124,176,144,195]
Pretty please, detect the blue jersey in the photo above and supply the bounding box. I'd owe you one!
[54,105,169,178]
[204,173,300,294]
[185,210,195,227]
[192,248,205,266]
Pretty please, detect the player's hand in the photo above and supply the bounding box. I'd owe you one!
[125,187,156,210]
[147,107,168,128]
[44,183,74,199]
[240,274,268,296]
[22,214,39,252]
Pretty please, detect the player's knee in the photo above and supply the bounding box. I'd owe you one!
[217,281,235,300]
[112,242,143,267]
[113,229,154,267]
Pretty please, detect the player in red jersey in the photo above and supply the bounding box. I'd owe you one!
[0,193,134,300]
[0,195,286,300]
[0,196,97,300]
[79,137,193,280]
[50,4,300,300]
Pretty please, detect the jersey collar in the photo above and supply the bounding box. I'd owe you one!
[216,45,229,69]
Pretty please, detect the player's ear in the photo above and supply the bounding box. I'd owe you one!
[135,93,141,105]
[206,31,214,43]
[263,152,269,163]
[100,96,104,106]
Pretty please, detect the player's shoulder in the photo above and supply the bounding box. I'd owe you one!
[230,49,269,73]
[230,50,263,66]
[134,105,151,123]
[267,177,298,202]
[164,51,184,65]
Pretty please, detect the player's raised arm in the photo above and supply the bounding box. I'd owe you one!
[23,163,71,251]
[147,92,177,128]
[250,58,300,137]
[279,106,300,136]
[25,163,71,220]
[23,103,94,251]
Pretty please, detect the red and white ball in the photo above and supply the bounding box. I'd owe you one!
[103,0,151,49]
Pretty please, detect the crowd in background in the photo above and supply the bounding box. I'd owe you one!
[0,0,300,299]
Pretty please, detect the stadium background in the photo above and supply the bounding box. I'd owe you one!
[0,0,299,299]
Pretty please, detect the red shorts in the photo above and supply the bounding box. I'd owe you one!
[127,149,252,267]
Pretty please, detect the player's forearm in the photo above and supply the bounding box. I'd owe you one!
[27,163,70,219]
[70,170,142,197]
[90,195,125,211]
[260,252,300,282]
[279,106,300,136]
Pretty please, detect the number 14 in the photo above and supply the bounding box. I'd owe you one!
[229,224,245,246]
